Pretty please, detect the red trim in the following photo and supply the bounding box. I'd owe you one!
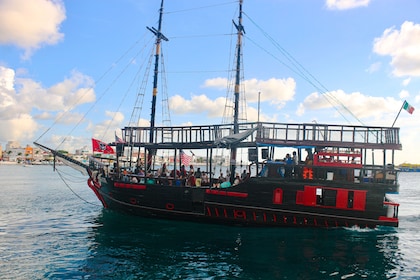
[166,203,175,210]
[378,216,399,222]
[87,178,108,208]
[114,182,147,190]
[205,189,248,198]
[383,201,400,206]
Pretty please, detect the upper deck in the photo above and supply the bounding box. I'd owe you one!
[121,122,402,151]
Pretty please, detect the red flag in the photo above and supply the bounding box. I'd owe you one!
[92,138,115,154]
[180,150,192,166]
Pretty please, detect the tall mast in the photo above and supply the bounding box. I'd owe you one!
[147,0,168,139]
[146,0,168,169]
[230,0,244,182]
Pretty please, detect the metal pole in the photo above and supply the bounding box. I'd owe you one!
[391,102,404,127]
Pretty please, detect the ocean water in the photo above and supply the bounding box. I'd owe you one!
[0,165,419,280]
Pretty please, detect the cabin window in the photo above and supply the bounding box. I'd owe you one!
[323,189,337,207]
[315,188,337,207]
[301,186,366,211]
[347,191,354,208]
[316,188,323,205]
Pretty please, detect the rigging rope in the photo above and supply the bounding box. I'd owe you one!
[55,167,102,207]
[243,11,366,127]
[165,1,236,15]
[35,32,153,149]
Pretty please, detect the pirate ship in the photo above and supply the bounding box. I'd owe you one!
[35,0,400,228]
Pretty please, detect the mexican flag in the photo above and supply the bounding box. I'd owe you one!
[403,100,415,114]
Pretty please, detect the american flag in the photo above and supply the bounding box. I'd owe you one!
[180,150,192,166]
[115,133,126,143]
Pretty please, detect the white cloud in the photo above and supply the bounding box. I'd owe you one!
[326,0,370,10]
[169,77,296,120]
[47,134,89,154]
[366,62,381,73]
[243,78,296,107]
[196,77,296,117]
[88,111,125,142]
[402,77,411,86]
[15,70,95,113]
[373,21,420,77]
[297,89,401,122]
[0,114,39,142]
[0,0,66,59]
[170,94,227,119]
[0,66,96,144]
[398,90,410,99]
[0,67,15,90]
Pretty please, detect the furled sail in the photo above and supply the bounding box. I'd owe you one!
[214,127,258,147]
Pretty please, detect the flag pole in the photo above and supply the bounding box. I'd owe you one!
[391,101,405,128]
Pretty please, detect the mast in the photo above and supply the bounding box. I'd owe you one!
[146,0,168,170]
[230,0,244,182]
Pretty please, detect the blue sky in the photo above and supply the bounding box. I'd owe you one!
[0,0,419,164]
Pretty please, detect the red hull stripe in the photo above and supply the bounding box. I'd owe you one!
[114,182,147,190]
[87,178,107,208]
[378,216,399,222]
[205,189,248,198]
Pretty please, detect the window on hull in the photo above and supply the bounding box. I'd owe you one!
[297,186,366,211]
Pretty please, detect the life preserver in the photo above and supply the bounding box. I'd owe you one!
[165,203,174,210]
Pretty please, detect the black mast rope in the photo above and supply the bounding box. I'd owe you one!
[55,167,102,207]
[243,12,366,127]
[34,32,153,150]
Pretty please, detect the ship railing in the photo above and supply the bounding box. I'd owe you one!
[258,161,399,186]
[121,122,401,150]
[257,123,401,149]
[383,200,399,219]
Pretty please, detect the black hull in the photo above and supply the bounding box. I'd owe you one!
[90,175,398,229]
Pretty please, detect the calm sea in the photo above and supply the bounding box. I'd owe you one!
[0,165,419,279]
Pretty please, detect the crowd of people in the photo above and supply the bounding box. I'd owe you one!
[114,161,253,189]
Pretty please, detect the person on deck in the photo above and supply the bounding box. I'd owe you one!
[194,167,202,186]
[158,163,169,177]
[292,151,299,177]
[233,173,241,185]
[284,153,293,177]
[187,165,195,186]
[241,169,248,181]
[305,148,313,164]
[180,165,187,178]
[201,172,209,186]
